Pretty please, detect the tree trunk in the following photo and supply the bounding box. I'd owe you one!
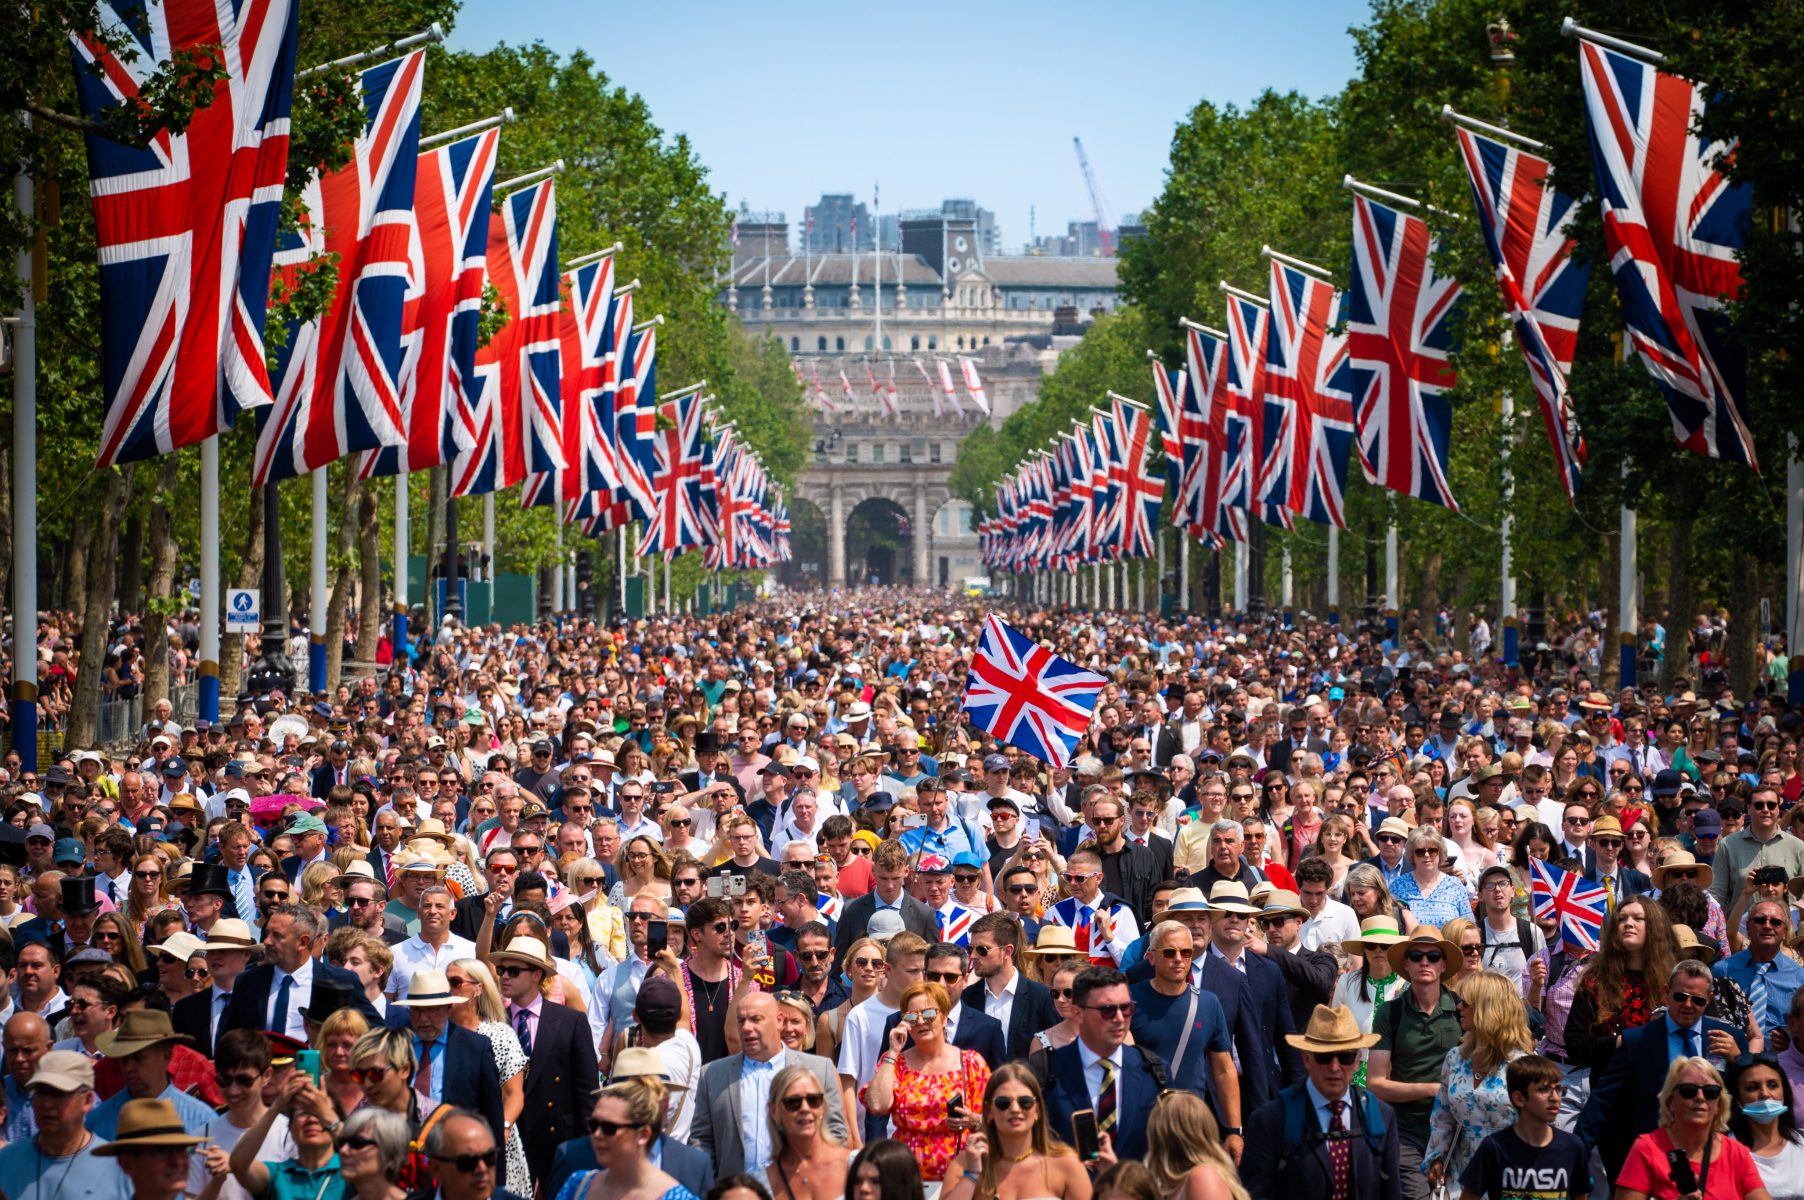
[1664,506,1696,689]
[63,500,93,610]
[66,465,136,747]
[218,484,267,706]
[1449,566,1471,654]
[324,472,363,692]
[117,511,147,618]
[139,456,182,710]
[1728,552,1761,700]
[1600,525,1622,689]
[1420,548,1443,634]
[356,482,381,668]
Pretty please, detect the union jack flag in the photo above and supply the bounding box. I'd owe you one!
[1264,257,1355,526]
[1347,193,1464,511]
[1110,398,1163,558]
[839,368,859,409]
[886,361,901,414]
[959,357,991,414]
[642,393,706,556]
[1577,39,1755,470]
[1184,327,1248,546]
[1063,429,1095,566]
[1150,359,1185,474]
[817,893,843,923]
[935,903,978,947]
[71,0,299,469]
[1454,126,1589,502]
[962,614,1106,769]
[612,320,658,519]
[555,255,621,507]
[361,127,499,480]
[1528,857,1609,951]
[255,50,423,485]
[1224,293,1297,531]
[1089,412,1122,561]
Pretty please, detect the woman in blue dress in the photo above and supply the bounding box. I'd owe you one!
[555,1074,699,1200]
[1390,825,1473,929]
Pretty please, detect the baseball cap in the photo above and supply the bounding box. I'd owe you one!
[915,853,953,875]
[982,754,1010,773]
[25,824,53,843]
[28,1050,95,1093]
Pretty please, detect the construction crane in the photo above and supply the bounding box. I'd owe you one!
[1072,135,1115,256]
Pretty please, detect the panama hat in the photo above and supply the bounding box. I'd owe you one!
[1026,925,1080,956]
[197,919,258,952]
[1204,881,1263,916]
[393,969,461,1008]
[1340,915,1408,958]
[489,935,553,974]
[409,818,458,847]
[96,1010,192,1058]
[91,1098,207,1155]
[1257,889,1309,919]
[601,1045,691,1093]
[332,860,380,889]
[1286,1004,1382,1054]
[1652,849,1714,891]
[1671,923,1722,965]
[1385,926,1465,982]
[1163,887,1211,913]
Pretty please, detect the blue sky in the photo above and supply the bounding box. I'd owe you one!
[448,1,1371,253]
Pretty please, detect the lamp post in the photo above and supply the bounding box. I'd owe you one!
[247,484,297,696]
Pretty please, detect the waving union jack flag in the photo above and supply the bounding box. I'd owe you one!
[1264,258,1355,527]
[1577,39,1755,470]
[1224,293,1297,532]
[1183,326,1248,548]
[1347,193,1464,511]
[1110,398,1163,559]
[361,127,499,481]
[255,50,424,485]
[554,255,619,504]
[962,615,1107,769]
[613,320,659,520]
[471,176,562,497]
[1454,125,1589,502]
[71,0,299,469]
[643,393,706,556]
[1528,857,1610,951]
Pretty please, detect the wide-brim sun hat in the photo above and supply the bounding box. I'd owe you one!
[1340,915,1408,958]
[1385,926,1465,983]
[1286,1004,1382,1054]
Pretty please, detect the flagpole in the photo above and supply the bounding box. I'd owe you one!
[308,469,329,693]
[1281,541,1294,611]
[418,107,515,150]
[1499,343,1519,666]
[1235,543,1248,613]
[297,23,444,78]
[494,160,564,198]
[198,437,220,722]
[1385,515,1400,639]
[394,473,409,660]
[483,492,495,611]
[1788,450,1803,704]
[11,150,38,770]
[1326,525,1340,625]
[1179,534,1190,613]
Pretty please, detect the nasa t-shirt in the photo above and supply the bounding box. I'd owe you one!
[1459,1126,1592,1200]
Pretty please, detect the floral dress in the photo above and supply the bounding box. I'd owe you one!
[862,1049,991,1181]
[1391,871,1473,929]
[1423,1047,1526,1185]
[475,1019,531,1196]
[555,1171,699,1200]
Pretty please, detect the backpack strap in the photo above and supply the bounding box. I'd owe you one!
[410,1102,456,1156]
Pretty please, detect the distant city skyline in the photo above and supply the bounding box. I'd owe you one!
[447,1,1367,254]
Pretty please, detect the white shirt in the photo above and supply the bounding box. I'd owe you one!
[388,932,477,999]
[1209,943,1247,975]
[267,958,313,1042]
[653,1031,702,1141]
[207,984,233,1046]
[837,994,900,1128]
[186,1111,296,1200]
[1077,1039,1123,1115]
[1299,898,1363,952]
[981,968,1019,1034]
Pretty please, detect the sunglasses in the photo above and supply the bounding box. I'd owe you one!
[798,949,833,962]
[900,1010,938,1024]
[220,1071,264,1090]
[1375,834,1403,845]
[1085,1002,1135,1019]
[434,1149,502,1172]
[851,956,885,970]
[992,1095,1038,1111]
[1748,916,1788,929]
[1405,950,1444,964]
[1312,1050,1360,1067]
[336,1135,379,1152]
[1156,947,1195,960]
[184,967,210,980]
[350,1066,395,1084]
[1669,990,1710,1008]
[1674,1083,1723,1101]
[497,964,536,978]
[1050,988,1074,1001]
[925,971,963,985]
[781,1092,827,1112]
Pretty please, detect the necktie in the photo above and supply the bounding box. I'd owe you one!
[271,974,293,1034]
[1327,1100,1351,1200]
[936,909,946,937]
[1683,1027,1700,1059]
[514,1007,534,1057]
[415,1040,435,1098]
[1750,962,1771,1030]
[104,877,116,904]
[231,870,254,920]
[1604,876,1616,910]
[383,852,396,891]
[1096,1057,1117,1136]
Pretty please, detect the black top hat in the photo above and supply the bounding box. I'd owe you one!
[299,975,362,1025]
[61,875,100,916]
[185,862,235,901]
[693,730,722,755]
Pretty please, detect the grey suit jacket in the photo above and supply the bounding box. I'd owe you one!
[690,1049,848,1176]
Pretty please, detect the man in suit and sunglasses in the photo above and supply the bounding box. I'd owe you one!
[1040,966,1164,1162]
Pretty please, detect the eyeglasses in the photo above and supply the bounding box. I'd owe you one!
[1062,871,1096,884]
[220,1072,264,1090]
[1751,800,1782,812]
[434,1149,501,1172]
[925,971,963,985]
[1311,1051,1360,1067]
[709,921,738,935]
[261,891,290,902]
[781,1092,827,1112]
[183,966,210,980]
[1084,1002,1135,1019]
[1412,848,1440,858]
[350,1065,395,1084]
[488,864,518,875]
[900,1010,938,1024]
[992,1095,1038,1112]
[1050,988,1074,1000]
[1564,816,1592,826]
[497,964,536,978]
[1375,834,1403,846]
[1674,1083,1723,1101]
[1156,947,1195,960]
[953,873,981,885]
[1668,990,1710,1008]
[1748,916,1788,929]
[1592,838,1624,850]
[1459,945,1482,959]
[851,956,884,970]
[668,818,693,829]
[798,949,832,962]
[1405,950,1444,964]
[134,870,162,879]
[336,1135,378,1152]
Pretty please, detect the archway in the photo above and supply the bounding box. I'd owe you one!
[775,498,827,590]
[846,497,914,586]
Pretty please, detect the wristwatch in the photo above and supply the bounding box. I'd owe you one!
[1222,1126,1243,1137]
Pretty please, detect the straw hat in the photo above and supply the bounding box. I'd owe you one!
[1163,887,1211,913]
[96,1010,192,1058]
[332,860,380,889]
[1340,915,1408,958]
[393,969,461,1008]
[490,935,553,974]
[601,1046,691,1093]
[1285,1004,1382,1054]
[1671,923,1721,964]
[1385,926,1465,982]
[1027,925,1080,956]
[1257,889,1309,919]
[197,919,258,952]
[1204,881,1263,916]
[153,932,207,964]
[91,1099,207,1155]
[410,818,458,848]
[1651,850,1713,891]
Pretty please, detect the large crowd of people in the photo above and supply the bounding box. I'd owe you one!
[0,589,1797,1200]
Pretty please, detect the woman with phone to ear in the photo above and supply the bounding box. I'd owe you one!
[1614,1055,1771,1200]
[939,1062,1090,1200]
[863,980,992,1188]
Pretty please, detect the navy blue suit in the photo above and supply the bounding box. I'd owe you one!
[1199,953,1299,1112]
[962,975,1061,1061]
[880,1003,1008,1067]
[1243,1085,1401,1200]
[1041,1041,1163,1160]
[515,1002,601,1187]
[1581,865,1653,902]
[547,1134,713,1200]
[1579,1012,1748,1178]
[221,961,382,1034]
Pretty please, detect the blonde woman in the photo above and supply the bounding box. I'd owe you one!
[126,853,175,933]
[767,1062,850,1200]
[940,1061,1090,1200]
[1422,969,1537,1190]
[607,835,673,910]
[558,1074,698,1200]
[1143,1089,1249,1200]
[298,861,340,912]
[1616,1056,1771,1200]
[774,991,817,1052]
[446,958,530,1196]
[818,936,885,1065]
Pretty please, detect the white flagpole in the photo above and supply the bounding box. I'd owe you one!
[393,472,408,655]
[199,436,220,721]
[310,469,329,692]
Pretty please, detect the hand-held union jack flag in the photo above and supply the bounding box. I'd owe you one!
[1576,39,1756,470]
[1454,125,1590,502]
[1528,856,1609,951]
[1347,192,1464,511]
[962,615,1107,769]
[255,49,424,486]
[71,0,299,469]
